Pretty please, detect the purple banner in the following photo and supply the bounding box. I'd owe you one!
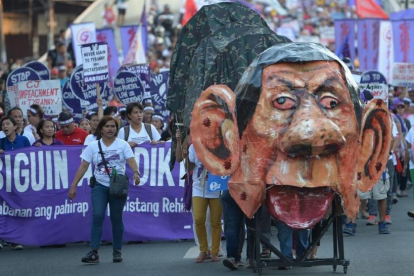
[96,28,120,86]
[334,19,355,63]
[120,25,138,59]
[24,61,50,80]
[151,71,170,121]
[0,143,192,246]
[358,19,381,71]
[61,82,84,122]
[392,20,414,63]
[119,64,151,100]
[113,71,145,105]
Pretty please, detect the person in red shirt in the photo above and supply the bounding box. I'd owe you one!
[55,112,88,145]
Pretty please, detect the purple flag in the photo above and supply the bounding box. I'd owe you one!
[140,2,148,54]
[0,144,193,246]
[96,28,120,86]
[357,20,369,71]
[120,25,138,58]
[335,20,356,63]
[358,19,381,71]
[392,20,414,63]
[367,19,381,70]
[390,9,414,20]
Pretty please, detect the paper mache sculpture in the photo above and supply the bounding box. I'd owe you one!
[190,42,392,229]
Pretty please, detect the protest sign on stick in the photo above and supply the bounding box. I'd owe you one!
[114,71,144,105]
[24,61,50,80]
[391,63,414,87]
[6,67,41,107]
[17,80,62,116]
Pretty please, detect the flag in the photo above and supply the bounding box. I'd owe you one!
[182,0,198,26]
[140,2,148,54]
[335,33,350,59]
[123,24,147,65]
[356,0,389,19]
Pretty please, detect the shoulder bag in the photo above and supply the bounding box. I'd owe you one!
[98,140,129,198]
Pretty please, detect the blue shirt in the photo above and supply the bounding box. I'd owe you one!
[0,135,31,151]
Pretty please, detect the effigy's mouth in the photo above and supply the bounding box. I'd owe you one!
[265,185,335,229]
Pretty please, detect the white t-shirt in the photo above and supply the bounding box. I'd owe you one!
[80,138,135,187]
[0,130,35,145]
[24,124,36,134]
[405,127,414,169]
[84,134,97,145]
[117,124,161,144]
[188,144,220,199]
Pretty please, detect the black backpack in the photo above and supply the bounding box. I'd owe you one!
[123,124,153,141]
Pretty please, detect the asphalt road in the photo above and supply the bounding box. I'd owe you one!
[1,191,414,276]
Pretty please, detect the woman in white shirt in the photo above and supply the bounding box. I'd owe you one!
[189,144,222,263]
[68,116,140,264]
[117,102,160,146]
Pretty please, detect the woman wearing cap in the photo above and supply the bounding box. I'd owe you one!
[151,113,164,135]
[33,119,64,146]
[143,106,154,124]
[68,116,140,264]
[25,104,44,140]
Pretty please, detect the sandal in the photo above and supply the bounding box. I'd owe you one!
[260,249,271,258]
[195,252,208,263]
[211,255,220,262]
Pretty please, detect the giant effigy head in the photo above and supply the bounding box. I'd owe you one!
[190,43,392,229]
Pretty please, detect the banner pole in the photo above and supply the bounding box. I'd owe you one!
[96,82,101,99]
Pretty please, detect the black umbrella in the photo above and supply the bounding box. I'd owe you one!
[168,2,273,114]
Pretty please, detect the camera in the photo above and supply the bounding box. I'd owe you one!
[89,176,97,188]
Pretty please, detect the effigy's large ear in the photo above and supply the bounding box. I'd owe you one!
[356,99,392,192]
[190,85,240,175]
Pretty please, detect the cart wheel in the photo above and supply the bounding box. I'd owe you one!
[343,266,348,274]
[333,265,337,272]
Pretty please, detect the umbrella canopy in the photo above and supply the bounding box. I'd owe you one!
[168,2,274,113]
[182,23,290,126]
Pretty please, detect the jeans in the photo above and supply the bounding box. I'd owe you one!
[276,221,310,259]
[221,191,244,261]
[90,184,127,251]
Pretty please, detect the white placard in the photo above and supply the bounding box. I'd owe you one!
[17,80,62,116]
[359,83,389,101]
[81,42,109,84]
[391,63,414,87]
[70,22,97,66]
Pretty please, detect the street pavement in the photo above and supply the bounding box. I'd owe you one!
[1,191,414,276]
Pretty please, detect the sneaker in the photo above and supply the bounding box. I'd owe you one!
[392,195,398,204]
[218,248,224,257]
[400,191,409,197]
[11,244,23,250]
[384,215,392,224]
[81,250,100,264]
[366,215,378,225]
[223,258,238,270]
[342,222,356,236]
[278,266,292,270]
[237,259,246,267]
[113,250,123,263]
[378,221,390,234]
[408,211,414,218]
[0,243,3,250]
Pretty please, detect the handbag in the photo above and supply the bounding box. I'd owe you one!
[98,140,129,198]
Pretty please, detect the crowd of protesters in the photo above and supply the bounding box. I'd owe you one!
[0,0,413,270]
